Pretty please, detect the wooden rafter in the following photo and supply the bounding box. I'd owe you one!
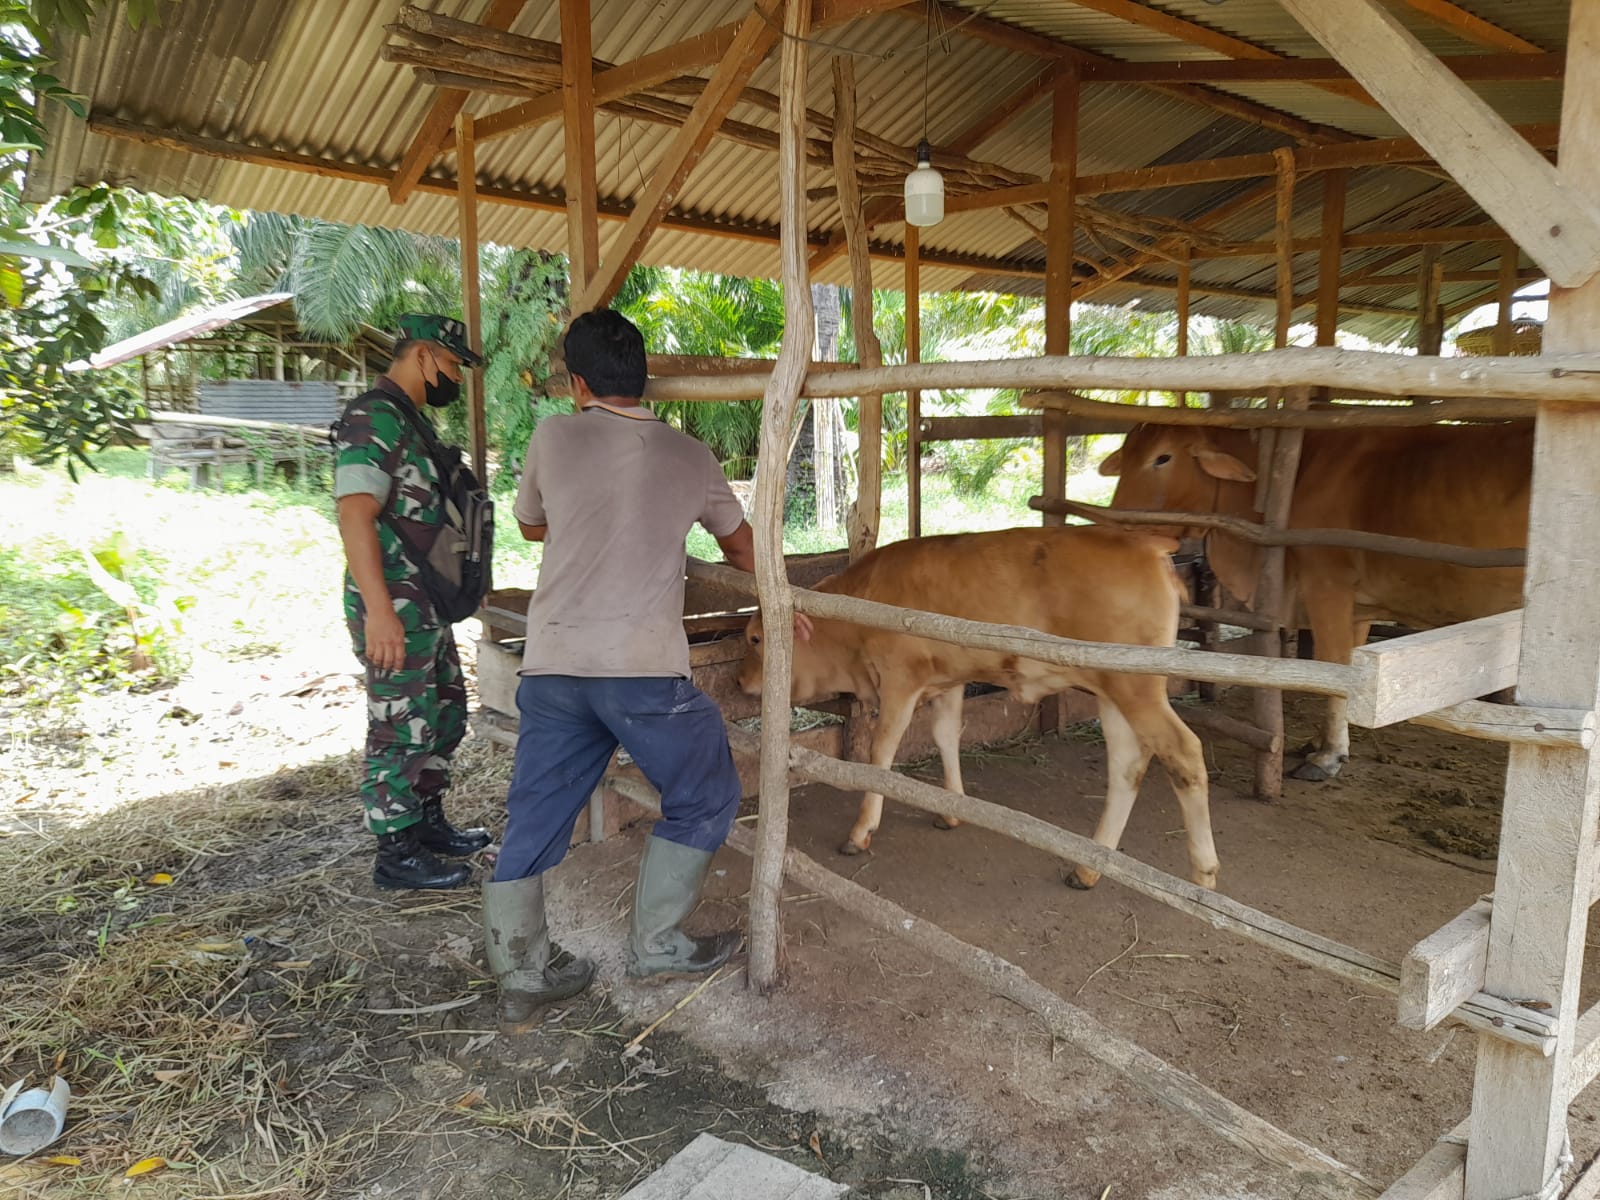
[450,0,912,152]
[1081,51,1562,85]
[1065,0,1374,107]
[388,0,528,204]
[560,0,599,293]
[573,9,779,313]
[1280,0,1600,287]
[890,2,1356,148]
[1398,0,1544,54]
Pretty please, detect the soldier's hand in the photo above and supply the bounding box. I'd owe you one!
[365,607,407,672]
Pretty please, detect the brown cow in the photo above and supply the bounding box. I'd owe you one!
[1099,422,1530,780]
[736,526,1217,889]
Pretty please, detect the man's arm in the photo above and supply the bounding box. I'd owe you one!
[715,520,755,573]
[519,522,548,542]
[337,494,406,671]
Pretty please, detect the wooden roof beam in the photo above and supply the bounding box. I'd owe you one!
[1397,0,1544,55]
[1281,0,1600,287]
[90,115,1052,278]
[890,2,1357,147]
[573,9,779,312]
[388,0,528,204]
[462,0,913,149]
[1081,51,1563,86]
[1064,0,1376,107]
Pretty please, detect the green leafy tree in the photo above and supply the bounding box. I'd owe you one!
[615,268,783,477]
[1,2,176,471]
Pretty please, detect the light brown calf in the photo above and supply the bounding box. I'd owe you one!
[1101,422,1529,780]
[736,526,1217,889]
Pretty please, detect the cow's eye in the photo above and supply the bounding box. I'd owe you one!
[1153,453,1172,467]
[750,634,761,645]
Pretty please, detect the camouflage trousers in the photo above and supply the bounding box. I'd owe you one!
[347,619,467,835]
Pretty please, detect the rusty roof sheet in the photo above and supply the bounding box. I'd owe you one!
[24,0,1575,344]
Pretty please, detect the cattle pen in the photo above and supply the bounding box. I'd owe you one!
[32,0,1600,1195]
[579,5,1600,1196]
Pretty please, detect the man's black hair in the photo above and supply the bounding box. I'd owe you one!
[391,338,423,365]
[563,309,647,399]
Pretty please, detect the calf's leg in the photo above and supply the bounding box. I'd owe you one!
[928,686,967,831]
[1292,591,1366,782]
[1067,697,1151,891]
[1070,681,1217,891]
[842,687,919,855]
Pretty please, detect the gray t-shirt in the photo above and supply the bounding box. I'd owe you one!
[514,403,746,678]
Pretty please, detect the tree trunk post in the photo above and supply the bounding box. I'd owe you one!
[747,0,813,996]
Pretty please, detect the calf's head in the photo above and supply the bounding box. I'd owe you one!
[737,612,834,705]
[1099,424,1257,523]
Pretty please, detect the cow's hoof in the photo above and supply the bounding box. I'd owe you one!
[1192,868,1219,891]
[838,838,867,856]
[1290,759,1342,782]
[1065,867,1097,891]
[933,815,962,831]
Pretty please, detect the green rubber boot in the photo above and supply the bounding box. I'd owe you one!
[627,836,742,980]
[482,875,595,1034]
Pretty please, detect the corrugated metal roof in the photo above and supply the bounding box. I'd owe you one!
[24,0,1577,343]
[79,292,295,368]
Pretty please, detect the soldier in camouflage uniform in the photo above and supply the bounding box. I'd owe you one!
[334,314,491,891]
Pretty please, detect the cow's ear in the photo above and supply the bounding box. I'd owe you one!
[1195,448,1256,482]
[1097,448,1123,477]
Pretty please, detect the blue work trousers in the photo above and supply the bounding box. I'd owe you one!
[493,674,742,881]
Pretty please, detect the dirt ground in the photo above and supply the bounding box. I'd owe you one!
[5,634,1600,1199]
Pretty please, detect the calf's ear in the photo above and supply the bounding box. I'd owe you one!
[1195,447,1256,482]
[1097,448,1123,477]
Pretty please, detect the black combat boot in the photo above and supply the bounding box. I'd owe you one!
[374,826,472,891]
[414,796,492,857]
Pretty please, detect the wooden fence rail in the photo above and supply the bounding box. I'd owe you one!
[634,348,1600,404]
[603,767,1381,1199]
[684,557,1351,695]
[766,734,1556,1053]
[1018,390,1533,428]
[1033,497,1528,568]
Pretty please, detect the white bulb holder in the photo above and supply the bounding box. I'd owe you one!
[904,139,944,228]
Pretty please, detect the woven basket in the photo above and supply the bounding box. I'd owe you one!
[1454,317,1544,357]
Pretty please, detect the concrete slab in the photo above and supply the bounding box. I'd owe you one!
[620,1133,849,1200]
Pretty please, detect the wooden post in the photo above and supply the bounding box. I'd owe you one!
[906,223,923,539]
[747,0,813,996]
[456,111,487,485]
[1273,150,1297,350]
[1175,242,1191,358]
[1041,66,1078,529]
[1175,242,1191,407]
[1415,244,1445,355]
[1315,168,1346,347]
[559,0,599,295]
[832,55,883,561]
[1466,4,1600,1192]
[1492,240,1520,355]
[1251,151,1301,802]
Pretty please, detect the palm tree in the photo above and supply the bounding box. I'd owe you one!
[614,268,783,477]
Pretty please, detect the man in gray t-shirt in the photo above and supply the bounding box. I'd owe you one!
[481,308,757,1035]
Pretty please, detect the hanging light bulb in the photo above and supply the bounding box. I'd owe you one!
[905,2,944,227]
[905,138,944,227]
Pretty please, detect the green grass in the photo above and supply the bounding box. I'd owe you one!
[1,443,1118,707]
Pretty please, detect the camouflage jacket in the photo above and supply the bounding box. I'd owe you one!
[333,377,447,631]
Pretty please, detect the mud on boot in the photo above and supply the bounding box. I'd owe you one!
[628,835,742,980]
[483,875,595,1034]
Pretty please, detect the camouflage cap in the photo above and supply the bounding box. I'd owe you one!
[396,313,482,366]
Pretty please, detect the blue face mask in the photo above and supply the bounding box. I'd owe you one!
[423,350,461,408]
